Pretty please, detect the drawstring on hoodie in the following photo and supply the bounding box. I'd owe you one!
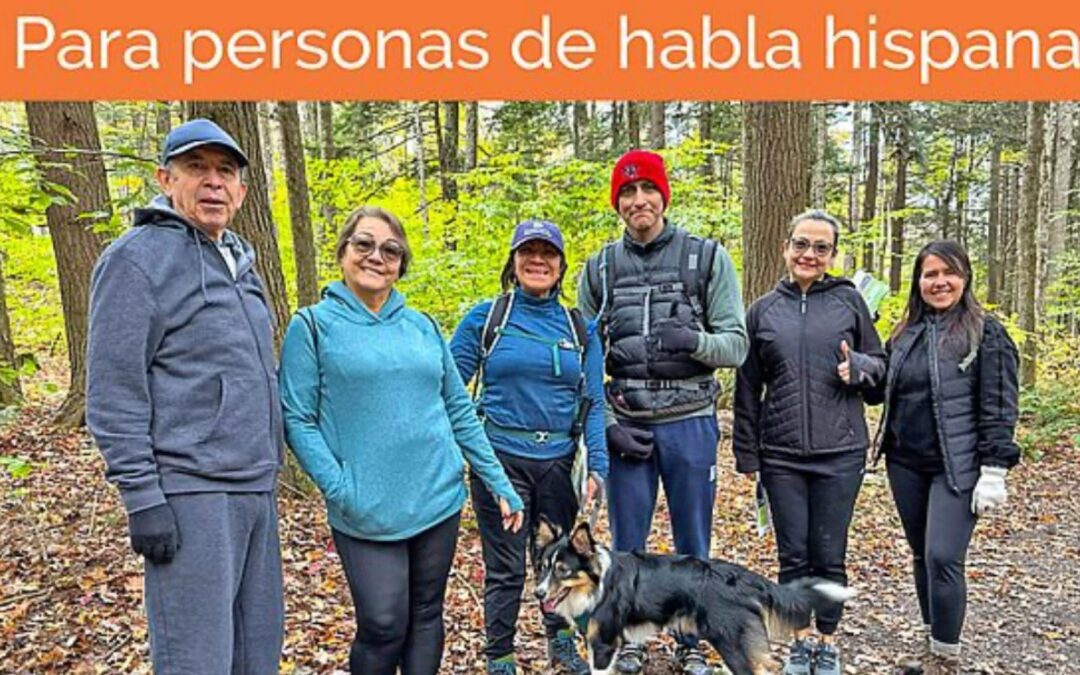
[191,227,211,306]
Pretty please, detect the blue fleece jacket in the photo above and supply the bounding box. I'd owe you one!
[86,196,283,515]
[280,281,523,541]
[450,288,608,479]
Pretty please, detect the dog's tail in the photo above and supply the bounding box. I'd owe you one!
[762,578,857,639]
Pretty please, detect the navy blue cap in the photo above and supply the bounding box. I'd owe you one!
[161,119,249,168]
[510,220,565,254]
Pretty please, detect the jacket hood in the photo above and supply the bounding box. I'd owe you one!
[133,195,253,258]
[324,280,406,324]
[776,273,855,298]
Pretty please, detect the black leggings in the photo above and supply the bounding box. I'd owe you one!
[332,512,461,675]
[471,452,579,659]
[886,460,977,645]
[760,454,864,635]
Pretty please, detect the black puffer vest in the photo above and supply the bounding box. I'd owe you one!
[587,224,717,418]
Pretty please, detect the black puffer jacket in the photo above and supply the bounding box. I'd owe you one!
[868,313,1020,492]
[733,276,886,472]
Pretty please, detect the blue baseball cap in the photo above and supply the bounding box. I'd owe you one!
[510,219,565,254]
[161,119,249,168]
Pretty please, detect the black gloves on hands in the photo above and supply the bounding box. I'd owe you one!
[654,323,699,354]
[128,502,181,564]
[607,423,655,460]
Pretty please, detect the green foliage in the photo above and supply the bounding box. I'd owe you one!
[1018,377,1080,460]
[0,455,33,479]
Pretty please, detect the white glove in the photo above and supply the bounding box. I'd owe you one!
[971,466,1008,515]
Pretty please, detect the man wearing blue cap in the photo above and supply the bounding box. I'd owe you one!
[87,119,284,673]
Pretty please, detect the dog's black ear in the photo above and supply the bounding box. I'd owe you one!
[570,521,594,558]
[535,516,560,550]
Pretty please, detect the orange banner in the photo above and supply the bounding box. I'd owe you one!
[2,0,1079,100]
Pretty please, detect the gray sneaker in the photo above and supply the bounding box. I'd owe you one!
[812,642,842,675]
[614,642,646,674]
[675,644,713,675]
[781,639,814,675]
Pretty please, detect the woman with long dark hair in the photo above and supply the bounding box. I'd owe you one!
[734,209,887,675]
[867,240,1020,674]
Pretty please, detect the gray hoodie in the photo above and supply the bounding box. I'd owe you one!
[87,196,283,515]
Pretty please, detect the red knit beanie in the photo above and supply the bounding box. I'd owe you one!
[610,150,671,209]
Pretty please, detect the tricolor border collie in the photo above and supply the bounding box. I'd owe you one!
[533,519,856,675]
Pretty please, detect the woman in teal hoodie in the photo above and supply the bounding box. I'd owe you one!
[279,206,524,675]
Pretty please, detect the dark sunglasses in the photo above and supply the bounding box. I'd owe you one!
[348,234,405,262]
[788,237,834,258]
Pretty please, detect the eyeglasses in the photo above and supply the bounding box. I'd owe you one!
[788,237,834,258]
[348,234,405,262]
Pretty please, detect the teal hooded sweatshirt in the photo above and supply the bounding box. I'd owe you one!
[280,281,523,541]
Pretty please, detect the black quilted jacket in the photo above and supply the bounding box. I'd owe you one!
[867,313,1021,492]
[733,276,887,472]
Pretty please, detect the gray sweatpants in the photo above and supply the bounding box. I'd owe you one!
[144,492,283,675]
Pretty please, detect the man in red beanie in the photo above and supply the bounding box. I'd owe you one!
[578,150,748,675]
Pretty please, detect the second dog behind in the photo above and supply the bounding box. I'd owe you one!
[533,519,856,675]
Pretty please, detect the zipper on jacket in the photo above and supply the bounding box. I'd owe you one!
[927,318,958,492]
[234,281,279,460]
[800,292,811,454]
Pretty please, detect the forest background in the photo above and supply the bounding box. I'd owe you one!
[0,100,1078,673]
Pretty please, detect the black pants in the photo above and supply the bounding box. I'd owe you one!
[470,451,578,660]
[887,460,977,645]
[760,453,864,635]
[332,512,461,675]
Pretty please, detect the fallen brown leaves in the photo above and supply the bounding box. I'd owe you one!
[1,406,1077,674]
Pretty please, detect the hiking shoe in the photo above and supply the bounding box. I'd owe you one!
[614,642,646,674]
[675,644,713,675]
[781,639,814,675]
[486,655,517,675]
[812,642,842,675]
[547,630,590,675]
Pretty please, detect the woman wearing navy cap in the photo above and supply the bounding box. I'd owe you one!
[450,220,608,675]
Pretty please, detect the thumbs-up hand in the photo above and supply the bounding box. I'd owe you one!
[837,340,852,384]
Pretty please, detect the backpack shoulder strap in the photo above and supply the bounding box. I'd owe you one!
[474,292,514,401]
[680,234,717,329]
[298,306,319,354]
[567,306,589,352]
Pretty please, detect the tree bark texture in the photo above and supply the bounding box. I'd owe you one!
[25,101,109,427]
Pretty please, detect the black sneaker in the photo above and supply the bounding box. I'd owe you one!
[547,630,590,675]
[675,644,713,675]
[614,642,645,674]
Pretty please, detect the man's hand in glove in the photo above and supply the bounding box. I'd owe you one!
[607,423,655,460]
[128,502,181,564]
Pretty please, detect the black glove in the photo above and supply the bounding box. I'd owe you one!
[607,423,655,460]
[654,323,699,354]
[128,502,181,564]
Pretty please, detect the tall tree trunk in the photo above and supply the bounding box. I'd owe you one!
[1045,102,1074,298]
[610,102,623,155]
[742,102,812,304]
[302,102,319,153]
[572,102,588,159]
[1018,102,1048,387]
[627,102,640,149]
[811,103,828,208]
[277,102,320,308]
[257,102,276,199]
[318,101,334,161]
[0,254,20,406]
[699,101,714,178]
[414,106,430,235]
[437,102,459,203]
[188,101,290,349]
[156,101,172,140]
[861,106,880,272]
[987,140,1003,305]
[1003,163,1021,315]
[25,102,109,427]
[889,115,910,293]
[649,102,666,149]
[464,102,479,171]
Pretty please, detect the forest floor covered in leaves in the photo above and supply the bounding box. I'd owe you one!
[1,406,1077,674]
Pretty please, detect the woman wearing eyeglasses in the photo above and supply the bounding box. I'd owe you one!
[279,206,524,675]
[448,220,607,675]
[733,209,887,675]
